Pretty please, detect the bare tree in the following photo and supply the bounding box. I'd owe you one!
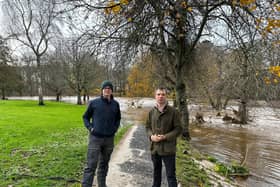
[60,37,104,105]
[0,35,23,99]
[2,0,61,105]
[44,52,68,101]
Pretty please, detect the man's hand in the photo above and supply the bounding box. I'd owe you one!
[151,134,166,142]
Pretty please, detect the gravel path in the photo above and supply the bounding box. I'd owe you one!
[106,125,168,187]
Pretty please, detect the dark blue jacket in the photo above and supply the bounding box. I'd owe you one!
[83,96,121,137]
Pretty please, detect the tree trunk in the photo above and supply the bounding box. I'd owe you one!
[83,93,86,103]
[215,96,222,111]
[176,78,190,140]
[223,97,230,109]
[175,27,190,140]
[239,57,249,124]
[1,88,6,100]
[203,86,216,109]
[239,100,248,124]
[77,90,82,105]
[37,57,44,105]
[56,93,60,102]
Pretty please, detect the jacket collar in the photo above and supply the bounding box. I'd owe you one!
[154,102,168,113]
[101,95,113,103]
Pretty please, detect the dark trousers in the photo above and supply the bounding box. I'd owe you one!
[151,153,177,187]
[82,134,114,187]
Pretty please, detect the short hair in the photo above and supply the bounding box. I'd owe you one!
[155,87,168,94]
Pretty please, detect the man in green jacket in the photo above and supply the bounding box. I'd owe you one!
[146,87,182,187]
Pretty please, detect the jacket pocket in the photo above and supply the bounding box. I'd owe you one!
[163,141,176,153]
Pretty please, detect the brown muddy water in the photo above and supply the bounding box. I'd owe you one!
[189,106,280,187]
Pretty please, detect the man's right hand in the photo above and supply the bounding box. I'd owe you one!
[151,134,166,142]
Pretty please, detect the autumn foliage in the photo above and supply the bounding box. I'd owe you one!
[126,55,157,97]
[265,66,280,85]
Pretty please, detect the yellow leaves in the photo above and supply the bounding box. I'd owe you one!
[248,5,257,11]
[256,18,262,24]
[266,66,280,85]
[127,17,132,22]
[104,8,111,15]
[120,0,129,5]
[104,0,130,15]
[276,4,280,12]
[181,1,187,9]
[104,1,115,15]
[255,71,259,76]
[257,18,280,39]
[239,0,256,6]
[180,1,192,12]
[239,0,257,12]
[269,66,280,75]
[127,54,157,97]
[127,64,154,97]
[112,4,121,14]
[187,7,193,12]
[269,19,280,28]
[264,77,271,85]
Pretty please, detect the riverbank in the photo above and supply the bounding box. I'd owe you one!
[103,123,241,187]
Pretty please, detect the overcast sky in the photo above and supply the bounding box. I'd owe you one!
[0,1,5,34]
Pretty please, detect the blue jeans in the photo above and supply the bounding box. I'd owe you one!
[151,153,177,187]
[82,134,114,187]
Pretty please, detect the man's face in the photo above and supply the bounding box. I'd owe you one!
[155,89,167,105]
[102,86,112,97]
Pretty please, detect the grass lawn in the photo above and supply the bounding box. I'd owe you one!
[0,100,130,187]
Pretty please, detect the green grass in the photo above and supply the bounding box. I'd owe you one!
[0,100,131,187]
[176,139,211,187]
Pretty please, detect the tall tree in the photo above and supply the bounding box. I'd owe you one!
[2,0,61,105]
[60,37,103,105]
[0,35,23,99]
[66,0,279,137]
[127,53,157,97]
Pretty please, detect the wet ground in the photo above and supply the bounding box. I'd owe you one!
[106,125,168,187]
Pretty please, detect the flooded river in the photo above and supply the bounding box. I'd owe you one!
[189,106,280,187]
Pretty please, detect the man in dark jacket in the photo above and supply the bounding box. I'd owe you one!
[82,80,121,187]
[146,87,182,187]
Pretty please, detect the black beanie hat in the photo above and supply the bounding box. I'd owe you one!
[101,80,113,91]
